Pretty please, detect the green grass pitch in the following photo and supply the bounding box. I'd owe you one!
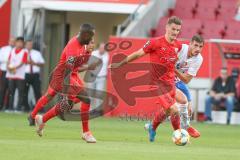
[0,112,239,160]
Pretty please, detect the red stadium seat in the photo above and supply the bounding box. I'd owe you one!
[219,0,237,9]
[155,17,168,36]
[195,7,217,19]
[224,21,240,39]
[179,19,202,39]
[171,0,197,18]
[195,0,219,19]
[201,20,225,39]
[173,7,196,19]
[175,0,197,8]
[197,0,219,8]
[217,8,237,21]
[217,0,237,20]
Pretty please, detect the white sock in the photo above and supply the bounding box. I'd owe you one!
[177,103,189,130]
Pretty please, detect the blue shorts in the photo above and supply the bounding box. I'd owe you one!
[175,81,192,102]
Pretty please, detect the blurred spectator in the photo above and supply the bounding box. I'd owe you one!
[5,37,28,113]
[23,40,45,112]
[235,0,240,21]
[0,37,15,110]
[235,69,240,101]
[231,67,239,83]
[87,43,109,108]
[204,68,236,125]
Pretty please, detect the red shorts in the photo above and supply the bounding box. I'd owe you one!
[48,72,84,102]
[155,86,176,110]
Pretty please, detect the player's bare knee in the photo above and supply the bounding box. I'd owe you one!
[176,89,188,104]
[170,104,180,116]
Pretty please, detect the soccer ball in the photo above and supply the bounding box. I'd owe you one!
[172,129,189,146]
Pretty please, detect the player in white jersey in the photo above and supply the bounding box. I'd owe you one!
[175,35,204,138]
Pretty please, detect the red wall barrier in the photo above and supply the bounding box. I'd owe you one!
[0,0,11,47]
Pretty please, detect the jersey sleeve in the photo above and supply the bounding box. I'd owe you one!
[142,39,156,54]
[187,56,203,76]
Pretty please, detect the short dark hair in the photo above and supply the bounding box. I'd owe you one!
[80,23,95,33]
[167,16,182,25]
[16,36,24,42]
[191,34,204,44]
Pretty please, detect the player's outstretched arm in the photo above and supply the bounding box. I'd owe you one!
[109,48,145,69]
[78,59,102,72]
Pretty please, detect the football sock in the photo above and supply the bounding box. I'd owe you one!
[81,102,90,133]
[177,103,189,129]
[42,103,61,123]
[31,88,56,119]
[152,109,167,131]
[170,112,181,130]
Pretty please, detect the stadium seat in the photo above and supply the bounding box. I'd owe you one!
[217,8,237,21]
[196,0,219,8]
[175,0,197,8]
[217,0,237,20]
[219,0,237,9]
[155,17,168,37]
[201,20,225,39]
[195,7,217,19]
[179,19,202,39]
[224,21,240,39]
[170,0,197,18]
[195,0,219,19]
[173,7,196,19]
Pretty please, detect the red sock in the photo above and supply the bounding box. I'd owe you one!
[152,109,166,131]
[81,102,90,133]
[42,104,61,123]
[170,113,180,130]
[31,88,56,118]
[31,96,49,118]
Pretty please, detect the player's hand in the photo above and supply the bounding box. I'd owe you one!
[108,63,121,69]
[8,66,16,74]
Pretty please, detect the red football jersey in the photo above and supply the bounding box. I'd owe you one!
[143,36,182,109]
[143,36,181,84]
[50,37,90,92]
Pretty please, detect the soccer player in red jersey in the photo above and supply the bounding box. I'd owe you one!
[29,24,98,143]
[110,16,185,142]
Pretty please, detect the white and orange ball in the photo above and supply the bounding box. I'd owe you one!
[172,129,189,146]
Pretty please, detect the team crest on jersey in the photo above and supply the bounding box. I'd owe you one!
[67,56,75,65]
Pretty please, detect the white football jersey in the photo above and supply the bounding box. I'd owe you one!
[175,44,203,82]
